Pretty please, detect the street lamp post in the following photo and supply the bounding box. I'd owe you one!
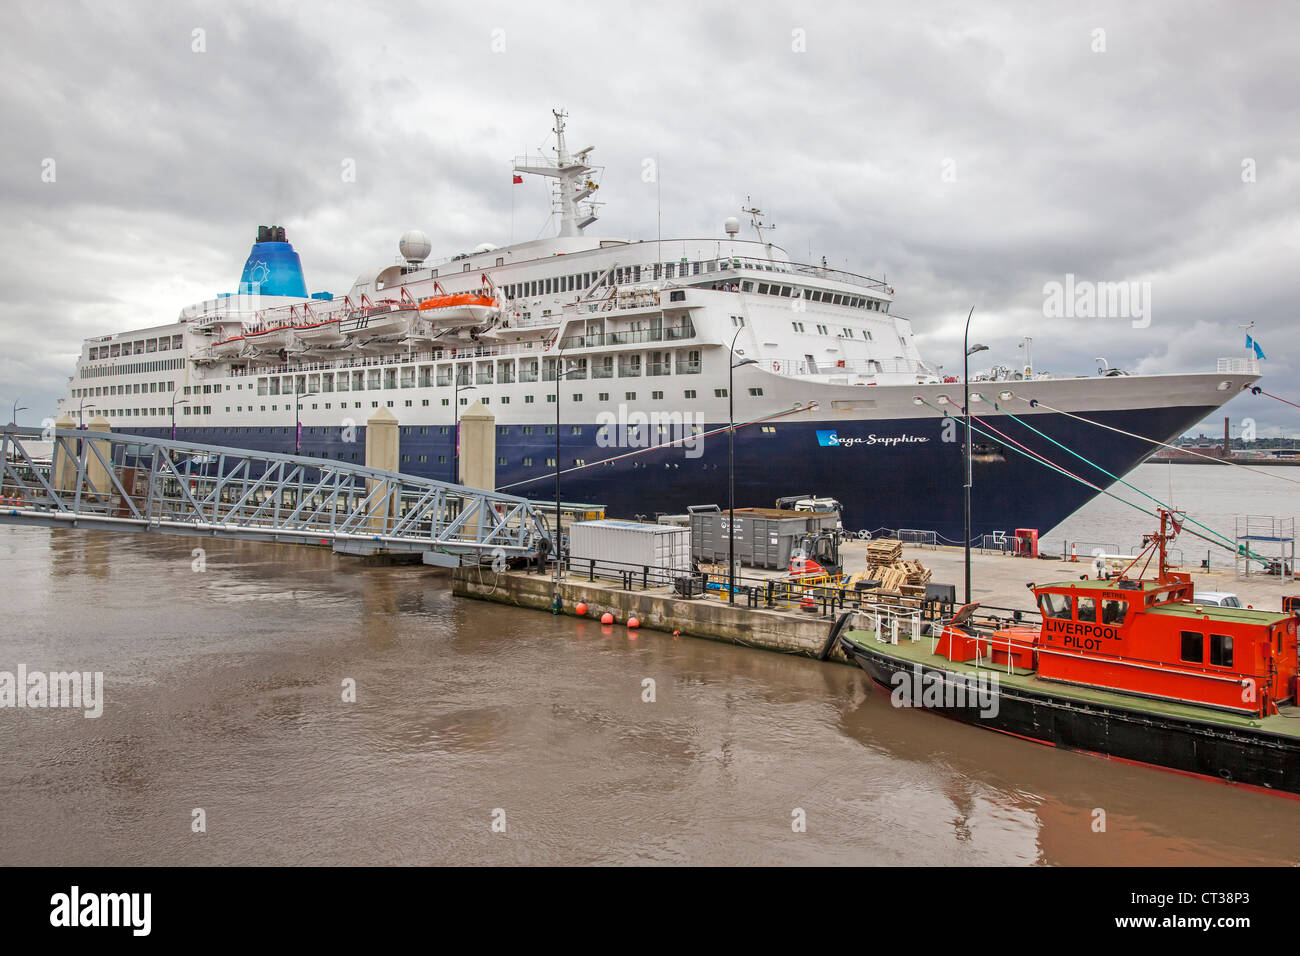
[552,357,580,611]
[962,307,988,605]
[294,391,318,455]
[728,327,758,604]
[9,400,28,426]
[170,390,187,441]
[78,398,97,429]
[453,372,476,483]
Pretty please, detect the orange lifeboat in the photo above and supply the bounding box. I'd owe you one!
[418,294,497,310]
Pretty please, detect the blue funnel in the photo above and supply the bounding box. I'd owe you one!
[238,225,308,298]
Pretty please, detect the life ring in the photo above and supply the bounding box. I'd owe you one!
[772,361,781,372]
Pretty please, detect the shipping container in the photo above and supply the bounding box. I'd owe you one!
[568,519,693,578]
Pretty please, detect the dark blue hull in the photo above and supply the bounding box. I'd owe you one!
[132,401,1214,540]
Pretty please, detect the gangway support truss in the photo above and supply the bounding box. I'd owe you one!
[0,426,550,561]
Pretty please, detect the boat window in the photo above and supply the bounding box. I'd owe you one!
[1039,593,1072,619]
[1100,599,1129,624]
[1180,631,1203,663]
[1076,596,1097,622]
[1210,634,1233,668]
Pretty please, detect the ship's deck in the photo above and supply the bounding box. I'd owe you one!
[843,629,1300,738]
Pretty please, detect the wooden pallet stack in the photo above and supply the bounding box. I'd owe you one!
[860,544,934,599]
[866,540,903,574]
[897,559,933,599]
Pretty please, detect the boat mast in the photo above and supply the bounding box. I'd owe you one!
[513,109,601,237]
[1155,507,1185,582]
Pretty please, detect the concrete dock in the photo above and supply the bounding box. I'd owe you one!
[452,538,1299,663]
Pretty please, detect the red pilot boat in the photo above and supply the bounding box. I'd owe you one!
[839,509,1300,794]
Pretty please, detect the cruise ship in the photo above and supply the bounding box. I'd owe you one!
[55,111,1259,541]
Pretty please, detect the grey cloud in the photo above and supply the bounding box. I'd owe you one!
[1,0,1297,437]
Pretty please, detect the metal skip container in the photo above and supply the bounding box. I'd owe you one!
[568,519,693,577]
[688,505,837,569]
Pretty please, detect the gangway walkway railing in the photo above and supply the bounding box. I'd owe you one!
[0,425,550,562]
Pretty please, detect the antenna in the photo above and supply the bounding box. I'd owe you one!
[741,197,775,245]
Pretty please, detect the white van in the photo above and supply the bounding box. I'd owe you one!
[1193,591,1242,608]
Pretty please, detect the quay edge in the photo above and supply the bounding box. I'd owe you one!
[451,566,853,662]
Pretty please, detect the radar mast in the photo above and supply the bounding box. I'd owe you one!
[514,109,603,237]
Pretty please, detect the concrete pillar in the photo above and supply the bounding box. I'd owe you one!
[84,416,113,499]
[365,407,399,534]
[459,400,496,490]
[51,414,77,492]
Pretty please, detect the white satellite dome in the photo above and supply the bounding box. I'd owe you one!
[399,229,432,264]
[474,242,498,254]
[724,216,740,237]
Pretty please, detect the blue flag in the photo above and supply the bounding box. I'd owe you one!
[1254,340,1267,360]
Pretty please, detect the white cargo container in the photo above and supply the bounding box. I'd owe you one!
[568,519,692,577]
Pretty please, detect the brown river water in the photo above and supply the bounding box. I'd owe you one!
[0,524,1296,866]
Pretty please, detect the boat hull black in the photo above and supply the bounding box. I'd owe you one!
[841,638,1300,795]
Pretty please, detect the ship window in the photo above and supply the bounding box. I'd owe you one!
[1101,599,1128,624]
[1180,631,1203,663]
[1039,593,1072,619]
[1209,634,1233,668]
[1076,596,1097,622]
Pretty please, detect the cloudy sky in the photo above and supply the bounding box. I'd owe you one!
[2,1,1296,436]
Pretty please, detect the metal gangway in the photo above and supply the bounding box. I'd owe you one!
[0,425,550,565]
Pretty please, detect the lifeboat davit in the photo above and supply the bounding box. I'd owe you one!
[418,293,498,326]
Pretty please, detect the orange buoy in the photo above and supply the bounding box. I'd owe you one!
[627,617,640,629]
[575,602,588,616]
[600,612,614,625]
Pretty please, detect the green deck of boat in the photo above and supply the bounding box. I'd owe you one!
[843,628,1300,739]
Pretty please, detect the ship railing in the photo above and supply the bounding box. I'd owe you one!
[226,341,552,379]
[1217,357,1261,375]
[558,325,696,350]
[755,358,925,377]
[702,255,893,294]
[928,606,1043,672]
[859,604,923,645]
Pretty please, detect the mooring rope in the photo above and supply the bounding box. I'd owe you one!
[1011,393,1300,487]
[914,396,1147,516]
[990,399,1243,555]
[1247,385,1300,412]
[913,397,1259,562]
